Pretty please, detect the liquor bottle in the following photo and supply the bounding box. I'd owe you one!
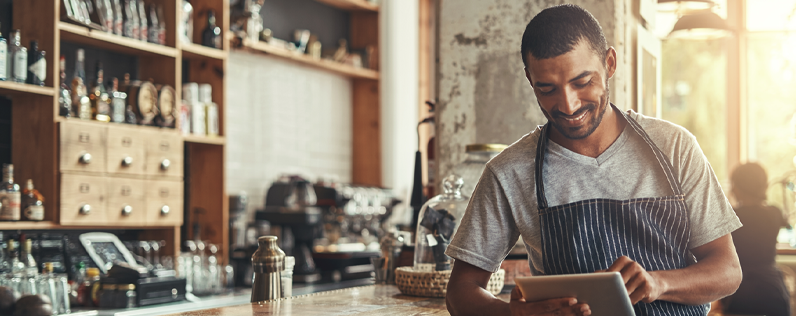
[100,0,115,33]
[0,164,21,221]
[90,62,111,122]
[148,4,159,44]
[137,0,148,42]
[157,5,166,45]
[124,0,140,39]
[38,262,60,313]
[72,49,91,120]
[109,78,127,123]
[8,239,24,276]
[201,10,221,49]
[0,24,7,81]
[0,232,7,274]
[22,239,38,277]
[26,41,46,86]
[8,30,27,83]
[59,56,73,117]
[22,179,44,221]
[111,0,124,35]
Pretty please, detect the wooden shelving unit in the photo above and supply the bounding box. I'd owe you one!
[58,22,179,58]
[314,0,379,12]
[181,42,227,60]
[239,37,379,80]
[0,81,55,96]
[0,221,179,231]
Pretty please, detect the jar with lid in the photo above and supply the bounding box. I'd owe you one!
[98,283,117,308]
[413,174,470,272]
[457,144,507,197]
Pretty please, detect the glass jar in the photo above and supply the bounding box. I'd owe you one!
[457,144,507,197]
[413,174,470,271]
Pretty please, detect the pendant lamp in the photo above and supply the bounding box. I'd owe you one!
[667,9,733,39]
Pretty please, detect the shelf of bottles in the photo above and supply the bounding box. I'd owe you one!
[0,29,51,95]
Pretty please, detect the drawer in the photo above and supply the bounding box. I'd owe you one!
[143,130,184,178]
[106,126,145,176]
[60,121,107,173]
[60,174,107,225]
[145,180,183,226]
[107,178,146,226]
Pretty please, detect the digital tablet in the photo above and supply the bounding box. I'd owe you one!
[514,272,635,316]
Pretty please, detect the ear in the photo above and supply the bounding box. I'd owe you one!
[605,47,617,79]
[525,67,534,87]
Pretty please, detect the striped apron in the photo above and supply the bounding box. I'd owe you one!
[534,110,709,316]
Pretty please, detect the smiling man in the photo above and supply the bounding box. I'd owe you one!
[444,4,743,316]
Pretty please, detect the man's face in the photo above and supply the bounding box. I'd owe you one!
[525,40,616,140]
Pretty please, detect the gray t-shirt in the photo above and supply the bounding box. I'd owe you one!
[446,110,742,274]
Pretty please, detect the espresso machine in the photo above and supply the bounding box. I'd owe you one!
[256,176,323,283]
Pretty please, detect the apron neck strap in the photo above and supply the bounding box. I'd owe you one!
[535,104,684,209]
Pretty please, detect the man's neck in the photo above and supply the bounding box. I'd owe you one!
[548,106,626,158]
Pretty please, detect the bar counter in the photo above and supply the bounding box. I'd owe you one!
[164,285,511,316]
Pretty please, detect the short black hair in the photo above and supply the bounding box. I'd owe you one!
[521,4,608,67]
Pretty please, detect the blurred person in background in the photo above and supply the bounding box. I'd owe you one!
[722,162,791,316]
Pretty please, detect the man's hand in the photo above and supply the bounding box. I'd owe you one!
[604,256,665,304]
[509,286,591,316]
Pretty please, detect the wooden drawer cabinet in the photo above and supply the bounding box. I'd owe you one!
[106,125,145,176]
[144,180,183,226]
[60,174,108,225]
[143,130,183,178]
[107,178,146,226]
[60,121,107,174]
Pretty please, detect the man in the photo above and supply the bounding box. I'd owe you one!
[444,4,743,316]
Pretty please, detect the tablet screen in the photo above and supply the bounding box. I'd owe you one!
[515,272,635,316]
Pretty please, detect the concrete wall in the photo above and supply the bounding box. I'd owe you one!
[436,0,635,183]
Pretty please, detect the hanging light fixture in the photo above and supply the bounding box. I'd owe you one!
[657,0,716,12]
[668,9,733,39]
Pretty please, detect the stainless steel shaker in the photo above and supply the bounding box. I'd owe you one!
[251,236,285,302]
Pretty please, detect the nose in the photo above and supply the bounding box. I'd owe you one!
[558,86,582,116]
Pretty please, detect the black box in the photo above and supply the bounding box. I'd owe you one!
[135,277,187,306]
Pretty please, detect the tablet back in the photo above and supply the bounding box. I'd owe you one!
[515,272,635,316]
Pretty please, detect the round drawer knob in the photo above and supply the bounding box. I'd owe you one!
[122,205,133,216]
[171,288,178,299]
[160,205,170,216]
[79,153,92,164]
[122,156,134,167]
[79,204,91,215]
[160,159,171,171]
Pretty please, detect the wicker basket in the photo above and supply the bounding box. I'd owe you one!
[395,266,505,298]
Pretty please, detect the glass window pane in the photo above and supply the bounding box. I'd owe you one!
[746,0,796,31]
[661,39,728,184]
[747,32,796,215]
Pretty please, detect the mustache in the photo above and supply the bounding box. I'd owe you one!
[551,104,596,119]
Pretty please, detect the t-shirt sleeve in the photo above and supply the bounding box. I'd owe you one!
[677,133,742,249]
[446,165,521,273]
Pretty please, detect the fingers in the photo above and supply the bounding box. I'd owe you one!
[512,298,590,316]
[625,273,651,304]
[526,297,578,312]
[510,285,525,302]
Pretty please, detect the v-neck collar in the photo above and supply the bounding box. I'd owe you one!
[546,122,631,167]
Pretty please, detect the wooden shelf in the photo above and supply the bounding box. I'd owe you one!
[238,38,379,80]
[0,221,178,231]
[181,43,228,60]
[184,135,226,145]
[58,22,178,58]
[314,0,379,11]
[0,81,55,96]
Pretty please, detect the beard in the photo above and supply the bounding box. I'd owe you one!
[541,82,610,140]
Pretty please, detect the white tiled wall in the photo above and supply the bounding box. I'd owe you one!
[226,51,353,214]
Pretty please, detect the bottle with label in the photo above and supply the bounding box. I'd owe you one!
[22,239,38,277]
[0,25,7,81]
[110,0,124,35]
[157,5,166,45]
[122,0,139,39]
[8,30,27,83]
[26,40,46,86]
[148,4,159,44]
[72,49,91,120]
[8,239,24,276]
[22,179,44,221]
[202,10,221,49]
[0,164,21,221]
[137,0,148,42]
[59,56,72,117]
[109,78,127,123]
[90,62,111,122]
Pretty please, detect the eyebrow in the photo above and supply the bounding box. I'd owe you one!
[534,71,594,87]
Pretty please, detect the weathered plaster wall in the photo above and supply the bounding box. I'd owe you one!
[437,0,635,183]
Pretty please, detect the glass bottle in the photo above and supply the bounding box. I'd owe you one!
[21,239,38,277]
[26,41,46,86]
[414,174,470,272]
[148,4,159,44]
[157,5,166,45]
[22,179,44,221]
[0,164,21,221]
[90,61,111,122]
[72,49,91,120]
[201,10,221,49]
[109,78,127,123]
[38,262,59,313]
[457,144,507,197]
[0,24,7,81]
[8,30,27,83]
[123,0,139,39]
[59,56,72,117]
[77,267,100,307]
[0,232,7,274]
[8,240,24,276]
[111,0,124,35]
[56,273,71,314]
[137,0,148,42]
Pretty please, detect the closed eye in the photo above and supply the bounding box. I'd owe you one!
[574,79,593,89]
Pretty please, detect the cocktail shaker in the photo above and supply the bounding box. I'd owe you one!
[250,236,285,302]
